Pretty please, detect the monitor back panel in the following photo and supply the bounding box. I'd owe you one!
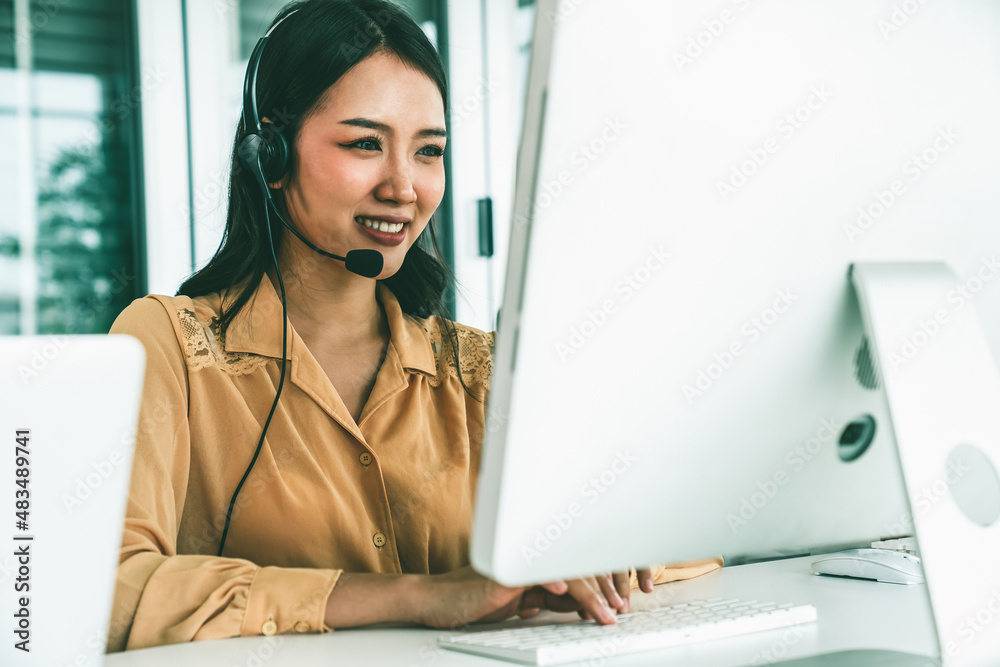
[473,0,1000,585]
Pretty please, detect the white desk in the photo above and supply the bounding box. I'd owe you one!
[105,556,939,666]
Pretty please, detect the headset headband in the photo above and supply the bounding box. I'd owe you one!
[241,9,299,135]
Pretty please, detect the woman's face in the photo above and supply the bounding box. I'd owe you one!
[281,51,447,281]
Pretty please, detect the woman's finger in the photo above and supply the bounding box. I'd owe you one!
[636,567,655,593]
[595,573,625,612]
[521,584,585,615]
[520,586,550,611]
[540,580,569,596]
[566,577,616,624]
[612,571,631,612]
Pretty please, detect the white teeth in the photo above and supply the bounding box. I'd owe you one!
[357,217,405,233]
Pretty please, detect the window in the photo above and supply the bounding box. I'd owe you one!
[0,0,144,335]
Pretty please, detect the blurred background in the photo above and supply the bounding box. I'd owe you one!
[0,0,539,335]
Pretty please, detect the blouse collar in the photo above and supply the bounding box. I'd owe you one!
[221,274,437,376]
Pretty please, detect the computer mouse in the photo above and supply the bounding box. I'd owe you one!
[811,548,924,585]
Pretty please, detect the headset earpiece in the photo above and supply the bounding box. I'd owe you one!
[258,120,290,183]
[237,122,290,196]
[238,11,295,194]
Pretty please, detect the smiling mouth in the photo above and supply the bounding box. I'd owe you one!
[356,217,408,234]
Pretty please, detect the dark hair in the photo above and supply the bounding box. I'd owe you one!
[178,0,455,338]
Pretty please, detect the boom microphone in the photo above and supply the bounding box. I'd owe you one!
[343,249,384,278]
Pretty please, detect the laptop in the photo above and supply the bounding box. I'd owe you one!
[1,335,145,666]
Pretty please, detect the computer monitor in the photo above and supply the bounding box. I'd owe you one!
[472,0,1000,590]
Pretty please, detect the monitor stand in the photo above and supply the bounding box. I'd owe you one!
[776,263,1000,667]
[852,262,1000,666]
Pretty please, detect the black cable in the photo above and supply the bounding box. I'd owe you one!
[217,177,289,557]
[216,8,299,558]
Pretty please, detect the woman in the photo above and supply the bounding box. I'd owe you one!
[108,0,720,651]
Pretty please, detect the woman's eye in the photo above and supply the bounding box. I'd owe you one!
[348,138,381,151]
[418,145,445,158]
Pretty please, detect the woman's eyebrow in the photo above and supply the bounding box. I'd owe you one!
[340,117,447,139]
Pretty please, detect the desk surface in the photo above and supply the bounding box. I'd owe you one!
[105,556,939,667]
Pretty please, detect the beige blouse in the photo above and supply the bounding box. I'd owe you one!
[107,275,721,652]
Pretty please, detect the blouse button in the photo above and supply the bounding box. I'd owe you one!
[261,616,278,636]
[294,621,311,633]
[359,452,372,467]
[373,532,386,548]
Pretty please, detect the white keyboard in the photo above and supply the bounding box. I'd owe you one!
[438,597,817,666]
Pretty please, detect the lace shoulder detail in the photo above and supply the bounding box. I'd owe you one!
[176,308,269,376]
[425,320,495,399]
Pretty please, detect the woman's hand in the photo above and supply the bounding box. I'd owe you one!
[516,568,655,622]
[415,566,655,629]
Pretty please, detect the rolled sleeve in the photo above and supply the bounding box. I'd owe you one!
[630,557,724,589]
[241,566,341,637]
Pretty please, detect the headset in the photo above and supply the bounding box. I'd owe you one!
[217,9,383,556]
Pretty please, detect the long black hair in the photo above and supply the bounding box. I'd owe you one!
[178,0,456,342]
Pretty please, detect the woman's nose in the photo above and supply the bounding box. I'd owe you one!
[375,157,417,204]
